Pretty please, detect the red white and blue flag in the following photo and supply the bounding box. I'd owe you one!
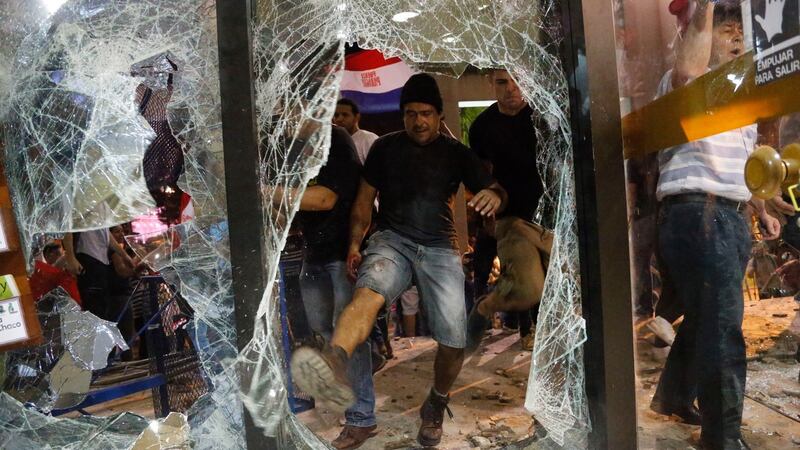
[340,50,414,114]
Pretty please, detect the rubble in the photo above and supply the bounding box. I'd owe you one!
[637,296,800,448]
[383,437,417,449]
[464,415,533,449]
[783,389,800,398]
[469,436,492,448]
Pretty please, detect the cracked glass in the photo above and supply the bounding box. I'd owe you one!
[1,1,235,449]
[0,0,589,449]
[616,0,800,447]
[244,1,588,448]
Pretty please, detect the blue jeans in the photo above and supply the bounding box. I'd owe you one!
[356,230,467,348]
[299,259,375,428]
[653,199,750,448]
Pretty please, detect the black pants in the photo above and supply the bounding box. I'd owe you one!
[283,265,312,342]
[473,232,497,300]
[630,213,658,318]
[76,253,111,319]
[502,304,540,338]
[652,199,750,449]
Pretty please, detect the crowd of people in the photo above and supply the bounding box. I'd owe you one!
[30,225,147,362]
[23,3,779,449]
[282,2,788,449]
[280,67,548,450]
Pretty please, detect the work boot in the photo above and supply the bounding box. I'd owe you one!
[520,334,534,351]
[331,424,378,450]
[417,389,453,447]
[465,297,491,354]
[290,344,355,413]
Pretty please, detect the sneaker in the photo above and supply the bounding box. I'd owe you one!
[383,341,394,360]
[417,389,453,447]
[290,345,355,413]
[465,298,491,354]
[699,437,751,450]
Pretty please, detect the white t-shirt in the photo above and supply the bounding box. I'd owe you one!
[655,70,756,202]
[351,129,379,165]
[77,229,110,265]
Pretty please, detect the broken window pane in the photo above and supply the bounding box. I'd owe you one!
[245,1,588,448]
[1,1,237,448]
[1,0,590,449]
[616,1,800,448]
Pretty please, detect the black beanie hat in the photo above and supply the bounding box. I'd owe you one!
[400,73,443,113]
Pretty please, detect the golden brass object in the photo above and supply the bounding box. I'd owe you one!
[745,143,800,200]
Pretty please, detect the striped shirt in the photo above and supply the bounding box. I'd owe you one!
[655,71,757,202]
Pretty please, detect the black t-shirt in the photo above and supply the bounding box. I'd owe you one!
[363,131,493,249]
[469,103,543,222]
[108,248,135,296]
[296,126,360,263]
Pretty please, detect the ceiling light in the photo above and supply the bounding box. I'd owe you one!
[42,0,68,14]
[391,11,419,22]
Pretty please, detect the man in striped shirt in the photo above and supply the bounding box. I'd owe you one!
[649,2,780,449]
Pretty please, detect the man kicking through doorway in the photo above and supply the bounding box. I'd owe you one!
[291,73,506,447]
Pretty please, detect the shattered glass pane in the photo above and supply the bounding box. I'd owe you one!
[1,1,238,448]
[244,1,589,448]
[617,1,800,448]
[1,0,590,448]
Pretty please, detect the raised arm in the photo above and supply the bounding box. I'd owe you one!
[109,232,135,269]
[346,179,378,280]
[672,0,715,87]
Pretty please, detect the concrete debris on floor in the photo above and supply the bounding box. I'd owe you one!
[636,296,800,449]
[298,333,537,449]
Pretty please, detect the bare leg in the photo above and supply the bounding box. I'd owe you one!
[291,287,385,413]
[331,287,385,356]
[418,344,465,446]
[433,344,464,394]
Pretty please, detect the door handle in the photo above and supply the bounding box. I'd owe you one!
[745,144,800,203]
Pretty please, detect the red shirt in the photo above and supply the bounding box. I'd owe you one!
[29,260,82,306]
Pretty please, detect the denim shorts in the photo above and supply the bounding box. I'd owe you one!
[356,229,467,348]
